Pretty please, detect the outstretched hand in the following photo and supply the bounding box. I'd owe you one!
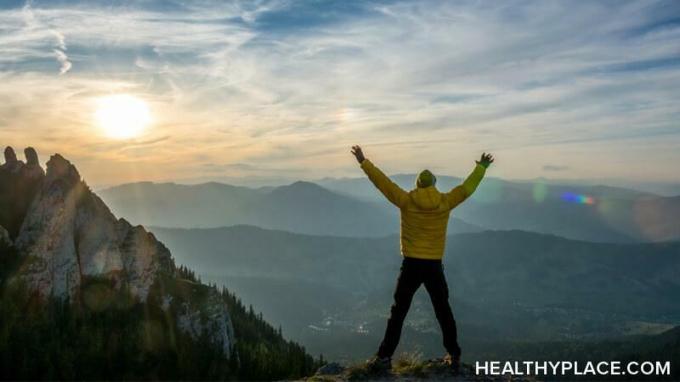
[476,152,494,168]
[351,145,365,163]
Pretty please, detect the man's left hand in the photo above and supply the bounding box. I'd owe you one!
[476,152,494,168]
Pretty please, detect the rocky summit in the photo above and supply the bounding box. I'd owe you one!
[0,146,234,356]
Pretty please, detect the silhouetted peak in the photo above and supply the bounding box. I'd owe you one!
[46,153,80,185]
[24,147,39,166]
[4,146,17,164]
[2,146,44,177]
[1,146,24,173]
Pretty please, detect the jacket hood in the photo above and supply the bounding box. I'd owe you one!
[409,186,442,210]
[416,169,436,188]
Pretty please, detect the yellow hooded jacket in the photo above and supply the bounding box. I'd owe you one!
[360,159,486,260]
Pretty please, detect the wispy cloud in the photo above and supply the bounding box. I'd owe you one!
[53,48,71,74]
[50,28,71,74]
[543,165,570,172]
[50,29,65,50]
[0,0,679,186]
[13,1,72,74]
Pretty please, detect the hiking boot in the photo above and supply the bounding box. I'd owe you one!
[366,355,392,373]
[443,352,461,374]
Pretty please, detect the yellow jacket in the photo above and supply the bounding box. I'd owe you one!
[360,159,486,260]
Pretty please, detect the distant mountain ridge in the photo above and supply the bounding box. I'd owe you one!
[318,174,680,243]
[99,180,481,237]
[101,174,680,243]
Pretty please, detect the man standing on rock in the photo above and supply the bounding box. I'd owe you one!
[351,145,493,373]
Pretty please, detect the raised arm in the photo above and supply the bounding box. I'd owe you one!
[446,152,494,209]
[351,145,409,208]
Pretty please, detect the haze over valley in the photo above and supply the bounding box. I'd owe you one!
[97,173,680,362]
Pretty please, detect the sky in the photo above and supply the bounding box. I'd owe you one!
[0,0,679,187]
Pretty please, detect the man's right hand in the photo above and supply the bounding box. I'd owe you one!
[351,145,365,163]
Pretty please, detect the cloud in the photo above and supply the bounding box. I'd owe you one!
[51,29,71,75]
[0,0,679,185]
[50,29,66,50]
[200,162,307,176]
[543,165,570,172]
[53,49,71,74]
[14,1,72,74]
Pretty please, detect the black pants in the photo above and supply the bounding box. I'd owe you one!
[377,257,461,359]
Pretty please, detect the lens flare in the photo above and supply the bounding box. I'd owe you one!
[532,181,548,203]
[561,192,595,205]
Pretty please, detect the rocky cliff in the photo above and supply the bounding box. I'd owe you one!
[0,147,234,356]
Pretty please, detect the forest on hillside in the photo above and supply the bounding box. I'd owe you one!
[0,242,320,380]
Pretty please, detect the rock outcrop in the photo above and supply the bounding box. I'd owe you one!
[0,146,44,238]
[0,147,234,356]
[24,147,39,166]
[3,146,18,166]
[13,153,174,299]
[176,287,236,356]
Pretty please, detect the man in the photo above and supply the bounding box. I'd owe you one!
[350,145,493,373]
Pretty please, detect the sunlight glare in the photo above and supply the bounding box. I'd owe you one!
[95,94,151,139]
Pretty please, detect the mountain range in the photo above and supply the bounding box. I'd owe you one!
[319,173,680,243]
[98,180,481,237]
[100,174,680,243]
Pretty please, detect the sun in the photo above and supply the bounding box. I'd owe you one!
[95,94,151,139]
